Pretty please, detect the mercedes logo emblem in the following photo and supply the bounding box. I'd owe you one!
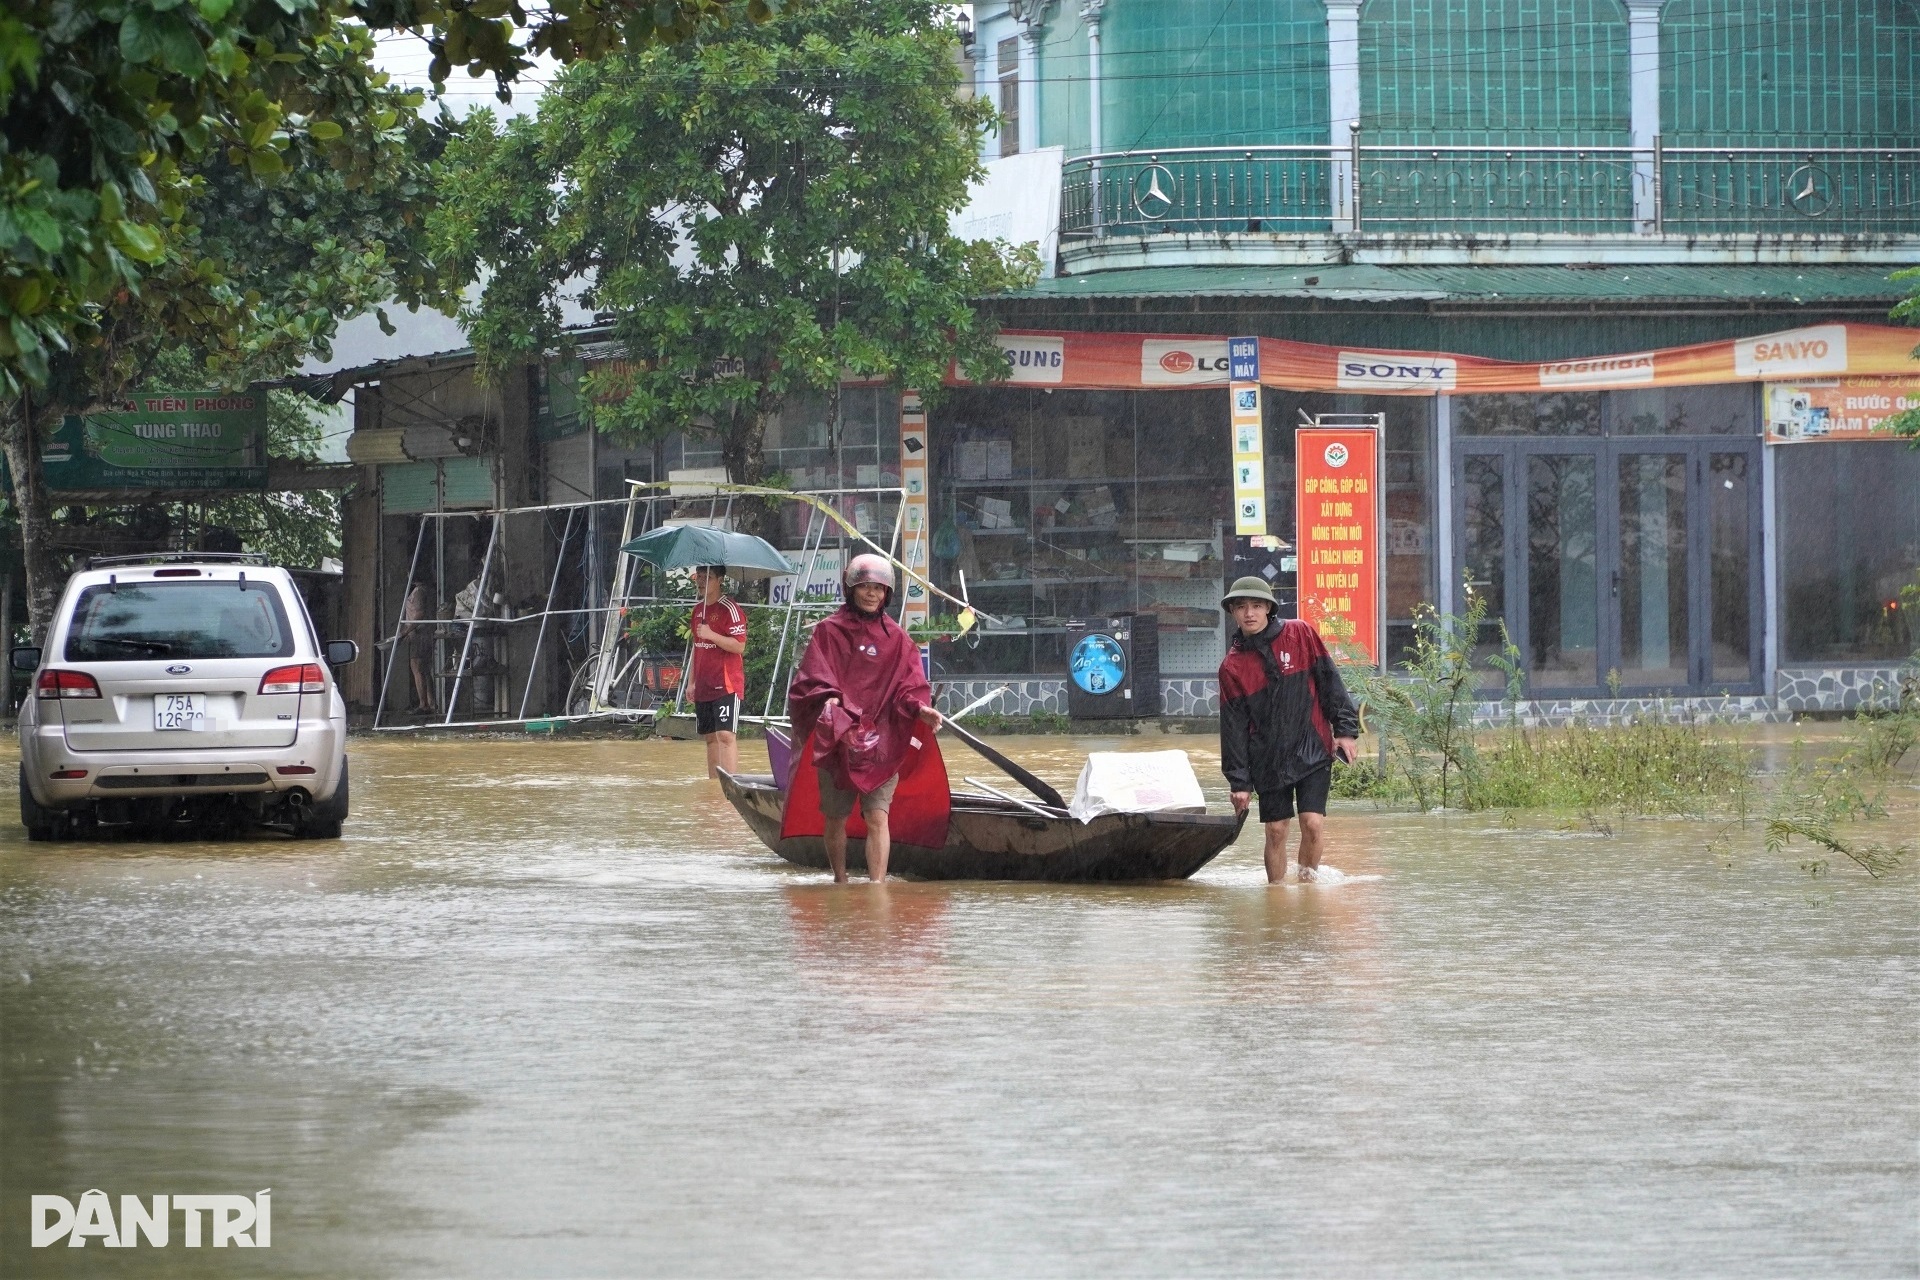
[1131,164,1177,220]
[1786,163,1834,217]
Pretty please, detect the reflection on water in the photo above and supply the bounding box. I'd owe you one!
[1,731,1914,1278]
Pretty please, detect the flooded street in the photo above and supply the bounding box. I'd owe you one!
[2,732,1915,1277]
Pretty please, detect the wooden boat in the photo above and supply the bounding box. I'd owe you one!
[716,771,1247,882]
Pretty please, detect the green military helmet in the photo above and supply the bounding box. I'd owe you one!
[1220,575,1279,612]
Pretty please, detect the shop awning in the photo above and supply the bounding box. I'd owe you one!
[1012,263,1910,306]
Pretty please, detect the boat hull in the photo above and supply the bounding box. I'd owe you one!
[717,772,1246,882]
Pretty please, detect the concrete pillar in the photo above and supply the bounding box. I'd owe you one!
[1327,2,1361,231]
[1010,0,1050,156]
[1081,0,1105,154]
[1627,0,1666,231]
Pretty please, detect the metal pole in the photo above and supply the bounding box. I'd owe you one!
[1349,120,1363,232]
[445,510,501,724]
[1652,133,1664,234]
[591,485,644,709]
[518,506,576,721]
[762,503,830,720]
[374,517,430,729]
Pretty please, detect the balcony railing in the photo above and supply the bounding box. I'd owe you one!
[1059,144,1920,239]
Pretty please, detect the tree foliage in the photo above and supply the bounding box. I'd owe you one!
[2,8,447,631]
[431,0,1037,485]
[1,0,792,397]
[1887,264,1920,448]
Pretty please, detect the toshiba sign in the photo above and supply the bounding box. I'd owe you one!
[1538,354,1657,388]
[1142,339,1231,386]
[1734,326,1848,378]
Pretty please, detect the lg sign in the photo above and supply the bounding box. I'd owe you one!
[1142,340,1230,386]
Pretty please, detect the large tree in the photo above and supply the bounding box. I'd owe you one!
[431,0,1035,486]
[4,0,795,635]
[1,0,795,400]
[2,16,447,632]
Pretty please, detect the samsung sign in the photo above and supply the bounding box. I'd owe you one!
[1336,352,1457,392]
[994,335,1065,384]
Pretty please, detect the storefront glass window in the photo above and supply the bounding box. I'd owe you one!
[1611,385,1756,435]
[927,388,1232,676]
[1457,392,1602,436]
[1779,442,1920,663]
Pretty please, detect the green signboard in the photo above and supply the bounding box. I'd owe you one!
[43,392,268,493]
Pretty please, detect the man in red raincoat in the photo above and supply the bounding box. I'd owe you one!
[783,554,945,882]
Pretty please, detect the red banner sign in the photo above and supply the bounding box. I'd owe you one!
[955,323,1920,395]
[1294,428,1381,666]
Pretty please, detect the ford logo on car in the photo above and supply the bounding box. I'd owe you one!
[166,664,191,675]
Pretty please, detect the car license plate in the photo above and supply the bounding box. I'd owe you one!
[154,693,207,731]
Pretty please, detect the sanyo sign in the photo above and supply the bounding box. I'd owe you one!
[1734,325,1849,378]
[31,1189,270,1248]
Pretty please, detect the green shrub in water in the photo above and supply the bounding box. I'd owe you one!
[1472,716,1753,816]
[1357,590,1521,811]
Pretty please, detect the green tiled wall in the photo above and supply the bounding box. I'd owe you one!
[1037,12,1092,156]
[1100,0,1329,151]
[1359,0,1631,145]
[1662,0,1919,145]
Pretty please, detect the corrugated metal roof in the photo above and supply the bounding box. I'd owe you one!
[1015,263,1907,304]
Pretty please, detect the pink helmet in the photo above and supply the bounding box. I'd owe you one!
[844,553,896,591]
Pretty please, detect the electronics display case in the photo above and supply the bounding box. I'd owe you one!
[930,390,1230,678]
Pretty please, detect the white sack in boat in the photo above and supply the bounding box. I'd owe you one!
[1068,750,1207,823]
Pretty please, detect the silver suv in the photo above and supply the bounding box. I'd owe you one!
[13,554,355,840]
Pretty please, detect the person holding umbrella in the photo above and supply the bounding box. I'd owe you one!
[1218,576,1360,883]
[689,565,748,778]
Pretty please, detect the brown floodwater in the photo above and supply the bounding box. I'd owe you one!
[1,729,1914,1277]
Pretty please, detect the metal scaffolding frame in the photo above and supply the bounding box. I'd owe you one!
[370,481,978,733]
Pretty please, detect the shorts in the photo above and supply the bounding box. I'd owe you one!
[1258,765,1332,823]
[694,695,739,736]
[816,766,898,819]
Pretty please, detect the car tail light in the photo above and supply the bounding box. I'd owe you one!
[276,765,316,775]
[36,670,102,699]
[259,664,327,695]
[51,769,88,779]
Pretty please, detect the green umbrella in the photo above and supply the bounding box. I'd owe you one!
[619,523,798,579]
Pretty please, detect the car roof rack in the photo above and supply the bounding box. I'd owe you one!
[85,551,272,569]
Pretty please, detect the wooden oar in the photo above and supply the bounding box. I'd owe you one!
[940,719,1068,810]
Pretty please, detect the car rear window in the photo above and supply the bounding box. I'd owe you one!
[63,581,296,661]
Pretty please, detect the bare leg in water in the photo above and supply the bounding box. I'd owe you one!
[1296,812,1326,879]
[1262,819,1291,884]
[822,809,890,883]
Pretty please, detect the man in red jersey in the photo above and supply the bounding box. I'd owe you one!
[688,566,748,778]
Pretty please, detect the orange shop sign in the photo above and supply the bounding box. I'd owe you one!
[1294,428,1381,666]
[1764,376,1920,444]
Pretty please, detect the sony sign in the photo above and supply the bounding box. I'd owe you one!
[1336,352,1458,392]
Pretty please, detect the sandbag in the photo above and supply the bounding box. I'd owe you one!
[1068,750,1207,823]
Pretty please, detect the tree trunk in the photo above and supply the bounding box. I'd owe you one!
[719,401,776,545]
[1,397,66,642]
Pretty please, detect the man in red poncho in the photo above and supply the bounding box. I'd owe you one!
[782,554,946,882]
